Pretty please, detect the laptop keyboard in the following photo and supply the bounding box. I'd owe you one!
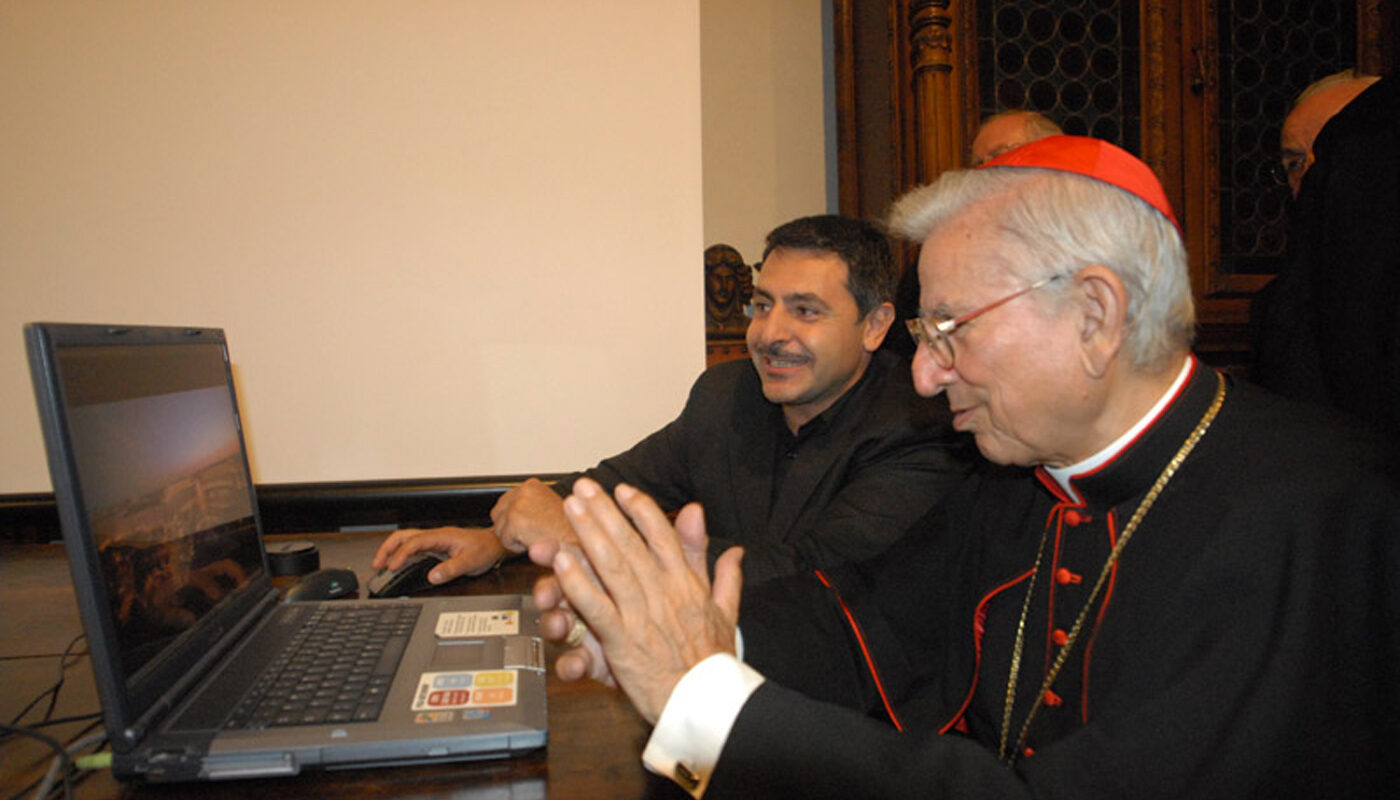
[223,604,421,729]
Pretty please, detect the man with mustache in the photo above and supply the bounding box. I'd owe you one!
[376,214,970,586]
[540,137,1399,798]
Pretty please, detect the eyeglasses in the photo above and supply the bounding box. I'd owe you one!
[905,273,1066,369]
[1268,152,1311,186]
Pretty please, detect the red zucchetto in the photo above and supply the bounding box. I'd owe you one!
[979,134,1180,230]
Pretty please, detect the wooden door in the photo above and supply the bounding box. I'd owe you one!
[834,0,1394,367]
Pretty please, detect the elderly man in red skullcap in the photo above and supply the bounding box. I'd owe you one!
[534,137,1400,798]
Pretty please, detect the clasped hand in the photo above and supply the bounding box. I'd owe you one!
[534,478,743,724]
[492,477,578,565]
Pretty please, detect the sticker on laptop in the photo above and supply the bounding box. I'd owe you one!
[412,670,519,711]
[435,610,520,638]
[414,711,456,724]
[414,709,492,724]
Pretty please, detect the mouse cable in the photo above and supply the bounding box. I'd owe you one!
[0,723,72,800]
[12,728,107,800]
[6,635,88,729]
[14,713,102,731]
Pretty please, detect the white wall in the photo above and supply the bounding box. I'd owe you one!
[1,1,706,492]
[701,0,832,263]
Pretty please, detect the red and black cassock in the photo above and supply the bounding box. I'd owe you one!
[726,359,1400,799]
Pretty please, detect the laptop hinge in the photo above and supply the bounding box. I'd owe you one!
[122,587,283,748]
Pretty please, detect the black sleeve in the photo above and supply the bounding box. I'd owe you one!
[707,465,1400,800]
[1308,76,1400,456]
[707,682,1022,800]
[737,570,886,713]
[736,486,981,721]
[711,428,971,584]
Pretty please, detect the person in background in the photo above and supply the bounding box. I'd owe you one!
[537,136,1399,798]
[969,109,1063,167]
[1251,70,1397,464]
[1276,70,1380,197]
[374,214,971,587]
[886,109,1063,358]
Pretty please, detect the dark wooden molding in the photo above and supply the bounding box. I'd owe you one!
[0,474,564,543]
[832,0,1394,373]
[0,492,58,543]
[908,0,966,183]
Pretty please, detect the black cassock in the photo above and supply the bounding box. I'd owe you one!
[719,359,1400,799]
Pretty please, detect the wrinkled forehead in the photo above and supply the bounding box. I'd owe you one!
[1281,100,1333,153]
[972,115,1028,152]
[914,203,1026,315]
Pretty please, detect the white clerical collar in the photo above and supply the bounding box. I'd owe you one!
[1044,355,1195,503]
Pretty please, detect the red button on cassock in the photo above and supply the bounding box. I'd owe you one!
[1052,629,1069,646]
[1055,568,1081,585]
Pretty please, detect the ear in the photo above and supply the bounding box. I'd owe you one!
[1073,265,1128,378]
[861,302,896,352]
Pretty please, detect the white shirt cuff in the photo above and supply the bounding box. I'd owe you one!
[641,652,765,798]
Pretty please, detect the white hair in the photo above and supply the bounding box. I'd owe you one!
[888,167,1194,372]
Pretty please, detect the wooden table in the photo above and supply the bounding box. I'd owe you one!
[0,533,678,799]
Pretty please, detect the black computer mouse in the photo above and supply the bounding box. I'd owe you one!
[368,552,448,598]
[282,567,359,602]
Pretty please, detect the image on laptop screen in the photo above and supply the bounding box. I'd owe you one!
[57,341,265,679]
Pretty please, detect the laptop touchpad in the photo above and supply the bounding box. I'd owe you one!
[429,639,502,669]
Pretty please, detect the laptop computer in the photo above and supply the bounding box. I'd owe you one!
[24,322,547,782]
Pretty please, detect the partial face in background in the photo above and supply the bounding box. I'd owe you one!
[970,112,1057,167]
[1280,78,1376,196]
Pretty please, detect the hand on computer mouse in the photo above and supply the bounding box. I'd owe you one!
[368,552,449,598]
[371,526,508,586]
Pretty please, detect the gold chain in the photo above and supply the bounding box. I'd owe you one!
[998,372,1227,765]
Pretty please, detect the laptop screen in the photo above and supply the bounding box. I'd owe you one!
[27,325,278,739]
[57,341,266,679]
[30,324,550,771]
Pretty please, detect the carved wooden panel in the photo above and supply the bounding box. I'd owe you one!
[704,244,753,366]
[834,0,1393,368]
[975,0,1142,152]
[909,1,967,182]
[1215,0,1357,279]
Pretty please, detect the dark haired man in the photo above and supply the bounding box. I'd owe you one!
[540,139,1399,798]
[376,214,970,585]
